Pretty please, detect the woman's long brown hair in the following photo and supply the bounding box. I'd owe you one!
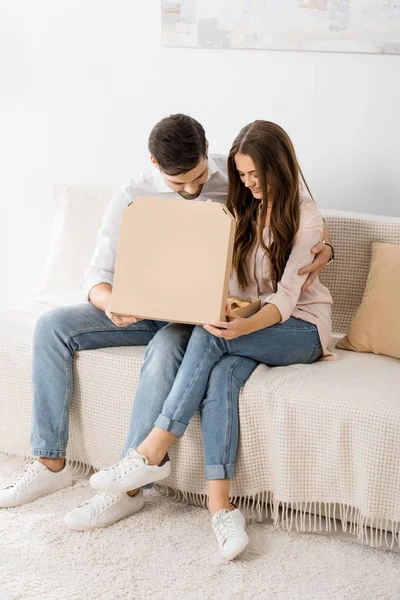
[226,121,314,292]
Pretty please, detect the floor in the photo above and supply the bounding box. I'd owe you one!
[1,455,399,600]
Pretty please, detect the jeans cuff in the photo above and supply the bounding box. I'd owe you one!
[154,415,187,437]
[32,449,66,459]
[205,463,235,480]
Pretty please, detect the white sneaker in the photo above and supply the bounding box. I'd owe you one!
[90,449,171,493]
[212,508,249,560]
[64,489,144,531]
[0,461,73,508]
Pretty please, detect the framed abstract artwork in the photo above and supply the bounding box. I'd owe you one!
[161,0,400,54]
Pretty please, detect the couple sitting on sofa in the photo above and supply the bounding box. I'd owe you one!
[0,114,334,560]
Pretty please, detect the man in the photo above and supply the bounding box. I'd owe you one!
[0,114,333,531]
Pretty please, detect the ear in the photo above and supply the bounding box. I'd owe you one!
[205,140,209,155]
[150,155,159,169]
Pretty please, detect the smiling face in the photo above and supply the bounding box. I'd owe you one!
[234,152,262,200]
[234,152,273,203]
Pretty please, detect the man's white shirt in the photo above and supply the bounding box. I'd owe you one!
[83,154,229,300]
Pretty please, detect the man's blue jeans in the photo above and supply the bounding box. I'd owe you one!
[30,303,258,480]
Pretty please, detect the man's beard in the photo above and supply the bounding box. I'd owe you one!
[178,185,204,200]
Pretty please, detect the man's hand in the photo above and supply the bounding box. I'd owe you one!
[203,304,251,340]
[88,283,142,325]
[105,302,142,327]
[298,241,332,292]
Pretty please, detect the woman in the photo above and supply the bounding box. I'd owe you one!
[89,121,333,560]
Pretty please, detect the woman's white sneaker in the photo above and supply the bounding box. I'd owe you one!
[90,449,171,493]
[64,489,145,530]
[0,461,73,508]
[212,508,249,560]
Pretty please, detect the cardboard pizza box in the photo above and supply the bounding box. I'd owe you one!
[227,295,261,319]
[109,196,261,325]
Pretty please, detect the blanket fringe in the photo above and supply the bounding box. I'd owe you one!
[154,483,400,551]
[0,451,33,466]
[67,459,94,478]
[0,450,95,479]
[2,453,398,551]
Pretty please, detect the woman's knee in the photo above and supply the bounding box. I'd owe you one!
[207,355,257,390]
[207,355,236,389]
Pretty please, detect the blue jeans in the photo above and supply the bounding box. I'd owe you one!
[30,303,258,479]
[153,318,322,476]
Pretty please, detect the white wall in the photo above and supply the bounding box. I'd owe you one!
[1,0,399,313]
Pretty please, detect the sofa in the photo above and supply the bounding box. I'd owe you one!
[1,185,399,550]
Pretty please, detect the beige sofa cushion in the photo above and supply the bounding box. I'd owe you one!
[337,242,400,359]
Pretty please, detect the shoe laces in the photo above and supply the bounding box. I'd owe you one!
[104,449,148,481]
[7,461,41,492]
[83,491,121,517]
[213,510,237,545]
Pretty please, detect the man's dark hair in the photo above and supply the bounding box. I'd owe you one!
[148,113,207,176]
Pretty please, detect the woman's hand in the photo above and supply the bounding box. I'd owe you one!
[203,305,251,340]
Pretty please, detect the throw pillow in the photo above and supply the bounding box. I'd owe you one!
[336,242,400,359]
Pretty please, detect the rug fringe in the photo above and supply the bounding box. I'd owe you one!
[154,483,400,551]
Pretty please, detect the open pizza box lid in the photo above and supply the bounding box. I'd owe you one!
[109,196,261,325]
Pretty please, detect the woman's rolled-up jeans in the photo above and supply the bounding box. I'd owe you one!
[141,316,322,479]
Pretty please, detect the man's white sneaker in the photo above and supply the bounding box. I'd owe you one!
[0,461,73,508]
[212,508,249,560]
[64,489,144,531]
[90,449,171,493]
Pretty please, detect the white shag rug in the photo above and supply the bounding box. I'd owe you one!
[1,455,400,600]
